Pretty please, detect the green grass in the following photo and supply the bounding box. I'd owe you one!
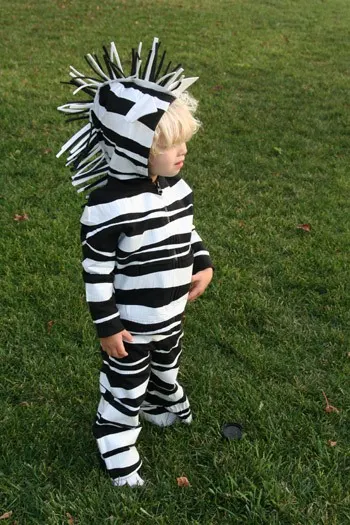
[1,0,349,523]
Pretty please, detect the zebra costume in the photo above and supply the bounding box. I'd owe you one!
[57,38,212,483]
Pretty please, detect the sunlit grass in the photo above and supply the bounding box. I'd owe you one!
[1,0,349,523]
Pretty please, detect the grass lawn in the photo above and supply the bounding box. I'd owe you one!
[1,0,349,523]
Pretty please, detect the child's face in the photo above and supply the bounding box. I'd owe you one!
[149,142,187,178]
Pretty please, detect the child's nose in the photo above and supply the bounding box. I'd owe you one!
[179,143,187,156]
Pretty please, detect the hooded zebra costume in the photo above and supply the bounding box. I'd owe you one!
[57,38,212,485]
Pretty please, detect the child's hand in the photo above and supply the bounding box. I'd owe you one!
[100,330,133,359]
[188,267,213,302]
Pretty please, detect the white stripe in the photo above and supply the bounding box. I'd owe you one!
[191,229,202,243]
[104,447,140,470]
[56,122,91,158]
[82,258,115,275]
[193,250,209,257]
[101,372,149,400]
[125,323,182,340]
[114,265,192,290]
[97,397,138,428]
[109,354,149,367]
[82,240,115,257]
[118,214,193,254]
[116,248,191,270]
[86,282,113,302]
[97,428,141,455]
[99,111,154,148]
[102,362,150,376]
[144,37,158,81]
[80,178,191,226]
[118,294,188,324]
[109,152,148,175]
[118,241,189,261]
[114,144,148,166]
[85,203,192,244]
[110,81,170,111]
[94,312,120,324]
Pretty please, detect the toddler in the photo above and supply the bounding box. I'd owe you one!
[57,37,213,487]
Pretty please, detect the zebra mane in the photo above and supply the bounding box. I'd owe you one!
[56,37,198,193]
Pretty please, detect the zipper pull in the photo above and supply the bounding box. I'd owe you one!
[156,179,163,195]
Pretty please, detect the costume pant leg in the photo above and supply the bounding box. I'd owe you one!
[93,340,151,480]
[142,322,192,422]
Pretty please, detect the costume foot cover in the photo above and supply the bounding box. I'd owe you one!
[140,411,193,427]
[112,473,144,487]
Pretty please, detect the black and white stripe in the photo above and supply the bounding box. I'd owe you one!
[58,37,212,483]
[57,37,199,193]
[94,321,191,480]
[81,175,212,338]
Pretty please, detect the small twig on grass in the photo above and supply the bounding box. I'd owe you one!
[322,391,340,413]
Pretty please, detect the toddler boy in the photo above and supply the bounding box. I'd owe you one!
[57,38,213,487]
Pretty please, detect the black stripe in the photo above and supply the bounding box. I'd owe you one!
[118,80,175,103]
[121,314,183,334]
[91,111,150,158]
[118,243,190,265]
[116,252,193,278]
[115,284,190,307]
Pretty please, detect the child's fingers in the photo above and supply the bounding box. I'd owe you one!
[115,340,128,358]
[122,330,134,343]
[188,284,204,301]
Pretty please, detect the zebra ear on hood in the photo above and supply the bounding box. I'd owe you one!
[57,37,199,194]
[124,95,158,123]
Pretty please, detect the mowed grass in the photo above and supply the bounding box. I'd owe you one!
[1,0,349,523]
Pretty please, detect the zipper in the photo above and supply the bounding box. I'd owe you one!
[154,177,178,262]
[155,178,163,195]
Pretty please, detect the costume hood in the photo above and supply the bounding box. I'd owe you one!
[57,38,198,193]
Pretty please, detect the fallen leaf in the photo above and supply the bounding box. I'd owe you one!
[14,213,29,221]
[0,511,13,520]
[296,223,311,232]
[66,513,74,525]
[347,352,350,358]
[47,320,54,333]
[176,476,190,487]
[322,391,340,414]
[212,85,223,92]
[19,401,31,407]
[43,148,52,155]
[239,220,245,228]
[327,440,337,447]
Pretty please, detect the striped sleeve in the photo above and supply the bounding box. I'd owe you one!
[190,226,213,274]
[81,212,124,338]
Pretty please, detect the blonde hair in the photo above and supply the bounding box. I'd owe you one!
[151,92,201,155]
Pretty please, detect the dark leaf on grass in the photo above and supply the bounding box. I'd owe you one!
[177,476,190,487]
[0,511,13,520]
[322,391,340,414]
[212,85,223,92]
[14,213,29,221]
[296,223,311,232]
[327,440,337,447]
[66,513,74,525]
[19,401,31,407]
[43,148,52,155]
[47,320,54,333]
